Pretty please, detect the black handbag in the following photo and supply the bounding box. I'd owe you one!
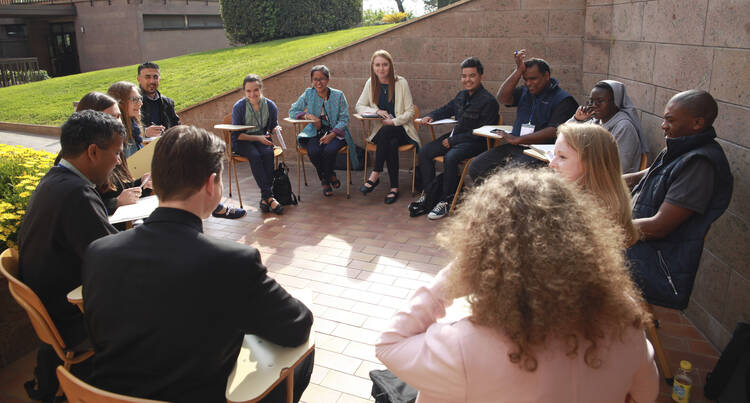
[370,369,417,403]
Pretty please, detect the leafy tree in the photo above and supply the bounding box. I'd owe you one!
[221,0,362,44]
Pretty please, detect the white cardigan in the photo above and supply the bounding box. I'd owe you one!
[355,76,420,146]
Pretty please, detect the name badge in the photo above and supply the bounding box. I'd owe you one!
[520,123,535,136]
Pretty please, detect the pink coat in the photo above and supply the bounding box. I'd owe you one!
[376,273,659,403]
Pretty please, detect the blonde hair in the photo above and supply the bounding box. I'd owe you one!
[370,50,396,104]
[107,81,140,144]
[437,169,649,372]
[557,123,639,246]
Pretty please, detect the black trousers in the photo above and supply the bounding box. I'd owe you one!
[234,140,275,199]
[418,134,486,200]
[371,125,410,188]
[468,143,546,183]
[301,137,346,183]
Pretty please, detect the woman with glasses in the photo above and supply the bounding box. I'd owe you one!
[75,91,153,221]
[289,65,359,197]
[107,81,162,158]
[570,80,646,173]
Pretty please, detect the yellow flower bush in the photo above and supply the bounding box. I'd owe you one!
[0,144,56,250]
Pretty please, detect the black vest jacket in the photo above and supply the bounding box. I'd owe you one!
[627,127,733,309]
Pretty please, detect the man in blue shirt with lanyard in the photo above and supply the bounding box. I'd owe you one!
[468,50,578,182]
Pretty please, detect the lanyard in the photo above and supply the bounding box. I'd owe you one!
[249,102,264,132]
[528,97,537,125]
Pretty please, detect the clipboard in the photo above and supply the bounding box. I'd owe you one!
[126,137,159,179]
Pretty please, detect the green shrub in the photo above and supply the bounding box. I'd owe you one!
[221,0,363,44]
[363,9,387,26]
[0,144,56,250]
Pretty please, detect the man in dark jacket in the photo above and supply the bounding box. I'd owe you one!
[18,110,123,400]
[137,61,180,131]
[82,125,313,402]
[625,90,733,310]
[415,56,499,220]
[468,51,578,181]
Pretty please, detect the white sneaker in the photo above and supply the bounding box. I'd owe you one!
[427,201,449,220]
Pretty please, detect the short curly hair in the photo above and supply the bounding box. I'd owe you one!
[437,168,649,372]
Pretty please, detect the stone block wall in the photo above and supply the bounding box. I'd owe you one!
[180,0,587,160]
[584,0,750,349]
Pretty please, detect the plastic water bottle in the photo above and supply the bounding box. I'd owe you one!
[672,360,693,402]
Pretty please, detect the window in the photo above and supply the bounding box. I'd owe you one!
[4,24,27,39]
[143,14,223,31]
[187,15,223,29]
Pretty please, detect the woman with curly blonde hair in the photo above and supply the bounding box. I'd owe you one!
[376,169,658,403]
[550,123,639,245]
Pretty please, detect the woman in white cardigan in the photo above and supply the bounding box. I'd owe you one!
[355,50,420,204]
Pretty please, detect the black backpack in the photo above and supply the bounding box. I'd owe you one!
[704,322,750,402]
[370,369,417,403]
[272,162,298,205]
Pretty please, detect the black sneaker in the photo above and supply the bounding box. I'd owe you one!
[427,201,449,220]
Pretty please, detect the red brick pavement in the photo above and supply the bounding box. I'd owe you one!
[0,161,721,403]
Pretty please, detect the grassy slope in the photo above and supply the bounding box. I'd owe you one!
[0,24,393,126]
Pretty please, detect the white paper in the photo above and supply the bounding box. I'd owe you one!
[109,195,159,225]
[275,127,287,150]
[429,118,458,125]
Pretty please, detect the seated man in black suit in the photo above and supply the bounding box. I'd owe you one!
[625,90,733,310]
[18,110,122,400]
[82,125,314,403]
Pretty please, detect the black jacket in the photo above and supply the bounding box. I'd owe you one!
[139,89,180,129]
[18,165,117,345]
[82,207,312,402]
[427,84,499,146]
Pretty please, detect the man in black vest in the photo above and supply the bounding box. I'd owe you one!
[18,110,123,400]
[468,50,577,182]
[82,125,313,402]
[625,90,733,310]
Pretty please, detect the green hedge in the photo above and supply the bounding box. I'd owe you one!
[221,0,362,44]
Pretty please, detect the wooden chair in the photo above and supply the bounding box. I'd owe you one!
[425,115,502,214]
[0,248,94,371]
[283,117,350,200]
[56,366,166,403]
[639,153,648,171]
[645,304,674,384]
[219,114,284,208]
[355,105,420,195]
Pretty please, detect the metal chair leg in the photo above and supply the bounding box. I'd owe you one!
[411,148,416,195]
[228,159,233,197]
[346,147,351,199]
[297,153,302,201]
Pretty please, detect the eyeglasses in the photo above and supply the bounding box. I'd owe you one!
[586,97,608,106]
[312,77,329,83]
[130,96,143,103]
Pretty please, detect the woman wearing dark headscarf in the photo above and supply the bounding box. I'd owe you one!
[571,80,647,173]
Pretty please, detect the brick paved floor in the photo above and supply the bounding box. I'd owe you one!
[0,160,721,402]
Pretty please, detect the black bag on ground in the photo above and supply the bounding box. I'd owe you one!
[408,173,444,217]
[271,162,298,205]
[370,369,417,403]
[704,322,750,402]
[335,145,365,171]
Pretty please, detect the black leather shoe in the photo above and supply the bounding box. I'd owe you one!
[384,190,399,204]
[359,178,379,195]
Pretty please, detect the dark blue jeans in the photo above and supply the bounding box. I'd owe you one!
[468,143,545,183]
[234,140,275,199]
[418,134,486,200]
[302,136,346,183]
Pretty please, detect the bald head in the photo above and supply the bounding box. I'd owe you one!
[668,90,718,128]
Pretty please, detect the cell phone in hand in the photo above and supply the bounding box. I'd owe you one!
[490,128,506,134]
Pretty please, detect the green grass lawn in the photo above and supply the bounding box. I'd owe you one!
[0,24,394,126]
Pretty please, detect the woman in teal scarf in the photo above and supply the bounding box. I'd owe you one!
[226,74,283,215]
[289,65,359,197]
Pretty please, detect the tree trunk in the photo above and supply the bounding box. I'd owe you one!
[394,0,405,12]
